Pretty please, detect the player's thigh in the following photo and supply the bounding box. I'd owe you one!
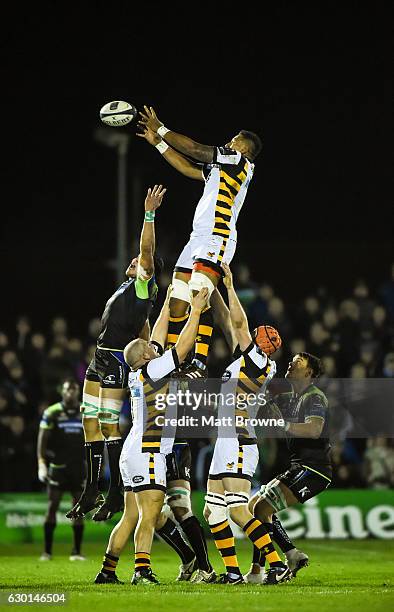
[222,476,251,495]
[206,478,225,495]
[279,482,299,506]
[135,489,165,521]
[170,271,192,317]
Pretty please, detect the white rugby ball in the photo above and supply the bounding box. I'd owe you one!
[100,101,137,127]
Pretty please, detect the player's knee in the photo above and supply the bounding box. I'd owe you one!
[166,487,193,522]
[228,504,250,527]
[100,422,119,439]
[98,398,122,437]
[225,491,250,527]
[46,504,58,522]
[204,492,227,526]
[82,416,101,438]
[155,511,167,531]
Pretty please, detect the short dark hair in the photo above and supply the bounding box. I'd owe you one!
[298,352,323,378]
[240,130,263,160]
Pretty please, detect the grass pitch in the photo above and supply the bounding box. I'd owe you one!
[0,539,393,611]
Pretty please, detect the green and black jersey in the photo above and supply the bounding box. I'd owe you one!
[97,276,158,350]
[39,402,84,466]
[275,384,332,478]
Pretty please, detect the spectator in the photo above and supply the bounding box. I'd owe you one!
[363,438,394,488]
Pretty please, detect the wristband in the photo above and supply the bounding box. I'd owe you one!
[157,125,170,138]
[155,141,169,154]
[145,210,156,222]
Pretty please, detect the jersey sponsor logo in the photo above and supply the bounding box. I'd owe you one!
[222,370,231,382]
[132,475,144,484]
[131,388,141,398]
[184,466,191,479]
[298,486,310,498]
[226,461,235,470]
[103,374,116,385]
[207,251,215,258]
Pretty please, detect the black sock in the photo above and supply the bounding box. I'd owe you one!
[180,515,212,572]
[71,524,84,555]
[259,522,274,566]
[105,439,123,493]
[101,552,119,574]
[252,545,262,565]
[44,522,56,555]
[84,441,104,492]
[156,518,195,564]
[272,515,295,553]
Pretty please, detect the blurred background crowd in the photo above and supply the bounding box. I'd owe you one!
[1,262,393,494]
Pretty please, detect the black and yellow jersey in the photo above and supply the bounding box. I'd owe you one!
[191,146,254,244]
[219,342,276,444]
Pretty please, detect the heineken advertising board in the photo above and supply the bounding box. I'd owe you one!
[0,489,393,545]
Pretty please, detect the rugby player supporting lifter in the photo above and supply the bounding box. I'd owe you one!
[67,185,166,521]
[94,289,213,585]
[138,107,262,377]
[120,287,209,585]
[37,380,85,561]
[246,352,332,584]
[203,263,292,585]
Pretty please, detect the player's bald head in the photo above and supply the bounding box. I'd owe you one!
[124,338,148,370]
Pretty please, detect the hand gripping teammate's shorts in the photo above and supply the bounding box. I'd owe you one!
[208,438,259,482]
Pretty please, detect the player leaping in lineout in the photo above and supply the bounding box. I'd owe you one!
[138,107,262,378]
[66,185,166,522]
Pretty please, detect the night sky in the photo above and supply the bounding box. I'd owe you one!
[2,3,393,335]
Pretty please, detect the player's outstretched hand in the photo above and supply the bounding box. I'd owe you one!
[191,288,209,313]
[221,262,233,289]
[136,125,161,146]
[139,106,163,133]
[145,184,167,211]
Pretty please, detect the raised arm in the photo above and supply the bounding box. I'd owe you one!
[210,288,238,353]
[150,286,172,348]
[137,126,204,181]
[138,185,166,280]
[139,106,215,164]
[221,262,252,351]
[175,289,209,362]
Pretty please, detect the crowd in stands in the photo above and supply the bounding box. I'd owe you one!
[1,263,394,492]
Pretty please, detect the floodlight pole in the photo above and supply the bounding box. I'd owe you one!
[93,127,130,285]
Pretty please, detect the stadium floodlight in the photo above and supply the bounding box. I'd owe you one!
[94,127,130,285]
